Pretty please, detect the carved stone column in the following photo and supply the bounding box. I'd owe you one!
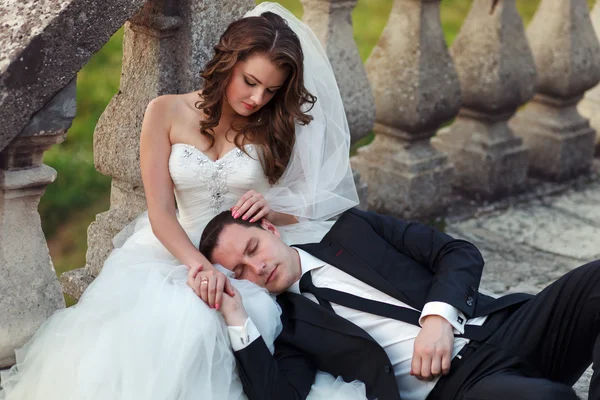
[510,0,600,180]
[61,0,254,300]
[432,0,535,199]
[352,0,459,219]
[0,79,75,367]
[300,0,374,209]
[301,0,375,145]
[578,1,600,156]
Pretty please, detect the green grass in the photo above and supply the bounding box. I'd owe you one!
[41,29,123,273]
[43,0,596,275]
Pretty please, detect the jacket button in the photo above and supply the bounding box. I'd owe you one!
[384,365,392,373]
[466,296,474,307]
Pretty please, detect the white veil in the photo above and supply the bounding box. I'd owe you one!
[244,2,359,222]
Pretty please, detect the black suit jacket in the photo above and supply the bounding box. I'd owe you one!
[233,208,532,400]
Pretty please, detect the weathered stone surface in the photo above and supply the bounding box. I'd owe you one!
[433,0,534,199]
[352,169,368,211]
[352,135,453,219]
[59,267,95,301]
[510,0,600,181]
[0,80,75,367]
[352,0,459,219]
[68,0,254,295]
[574,369,593,400]
[454,199,600,265]
[0,0,146,153]
[578,1,600,156]
[301,0,375,144]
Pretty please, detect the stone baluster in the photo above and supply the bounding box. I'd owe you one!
[578,1,600,156]
[352,0,459,219]
[60,0,254,300]
[300,0,374,208]
[0,79,75,367]
[510,0,600,180]
[300,0,375,145]
[432,0,535,199]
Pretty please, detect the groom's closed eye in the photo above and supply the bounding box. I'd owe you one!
[232,239,263,279]
[244,238,258,256]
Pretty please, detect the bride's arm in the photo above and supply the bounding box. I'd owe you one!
[140,97,217,270]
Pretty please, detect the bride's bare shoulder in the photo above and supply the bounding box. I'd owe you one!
[144,93,197,117]
[141,92,206,143]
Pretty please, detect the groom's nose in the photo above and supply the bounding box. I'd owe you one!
[246,257,267,275]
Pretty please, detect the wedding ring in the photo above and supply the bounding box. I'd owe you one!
[200,278,209,285]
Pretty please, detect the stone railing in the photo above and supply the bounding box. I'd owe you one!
[0,0,148,368]
[1,0,600,371]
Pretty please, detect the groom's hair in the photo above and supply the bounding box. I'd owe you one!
[199,211,262,260]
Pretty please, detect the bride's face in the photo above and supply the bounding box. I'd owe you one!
[223,54,288,117]
[211,220,302,294]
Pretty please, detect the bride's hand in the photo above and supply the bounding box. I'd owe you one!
[231,190,274,223]
[187,264,234,310]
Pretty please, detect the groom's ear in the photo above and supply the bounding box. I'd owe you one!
[260,218,281,238]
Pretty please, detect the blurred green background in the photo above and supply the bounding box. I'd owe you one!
[44,0,596,277]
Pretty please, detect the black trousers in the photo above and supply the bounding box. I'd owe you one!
[428,259,600,400]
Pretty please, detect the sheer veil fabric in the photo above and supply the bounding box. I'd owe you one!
[0,3,365,400]
[246,2,360,223]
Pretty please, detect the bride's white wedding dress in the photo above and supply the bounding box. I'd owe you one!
[1,3,365,398]
[0,143,365,399]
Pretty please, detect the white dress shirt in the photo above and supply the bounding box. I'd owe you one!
[228,248,487,400]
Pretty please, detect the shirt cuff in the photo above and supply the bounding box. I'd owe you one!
[227,318,261,352]
[420,302,467,334]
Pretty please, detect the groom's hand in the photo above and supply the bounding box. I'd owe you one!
[220,286,249,326]
[411,315,454,381]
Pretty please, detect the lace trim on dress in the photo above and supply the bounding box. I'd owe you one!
[177,144,256,213]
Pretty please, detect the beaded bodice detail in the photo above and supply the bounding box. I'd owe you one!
[168,143,270,227]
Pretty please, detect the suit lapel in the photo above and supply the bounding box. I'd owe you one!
[297,242,415,307]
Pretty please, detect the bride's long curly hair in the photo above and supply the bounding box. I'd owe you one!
[195,12,316,185]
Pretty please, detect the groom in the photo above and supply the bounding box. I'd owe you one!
[195,208,599,400]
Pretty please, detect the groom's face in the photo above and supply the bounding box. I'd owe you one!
[211,220,301,294]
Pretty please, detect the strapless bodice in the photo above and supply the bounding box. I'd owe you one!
[168,143,270,228]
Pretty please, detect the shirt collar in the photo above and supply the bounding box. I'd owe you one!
[287,247,325,294]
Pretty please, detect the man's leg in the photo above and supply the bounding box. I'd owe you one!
[472,259,600,398]
[431,260,600,400]
[462,372,578,400]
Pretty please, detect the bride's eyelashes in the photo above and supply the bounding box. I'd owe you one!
[243,76,277,94]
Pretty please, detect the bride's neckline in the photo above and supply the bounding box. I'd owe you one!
[172,143,254,163]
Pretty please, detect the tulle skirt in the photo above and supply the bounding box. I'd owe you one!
[0,214,366,400]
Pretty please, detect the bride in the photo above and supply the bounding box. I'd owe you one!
[0,3,365,399]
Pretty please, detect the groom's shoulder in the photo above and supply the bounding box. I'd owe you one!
[337,207,370,222]
[326,208,384,239]
[334,207,381,228]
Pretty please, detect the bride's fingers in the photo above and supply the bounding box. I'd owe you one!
[241,202,262,221]
[207,277,218,308]
[249,207,270,223]
[198,274,209,305]
[232,190,256,217]
[234,197,258,219]
[214,276,225,311]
